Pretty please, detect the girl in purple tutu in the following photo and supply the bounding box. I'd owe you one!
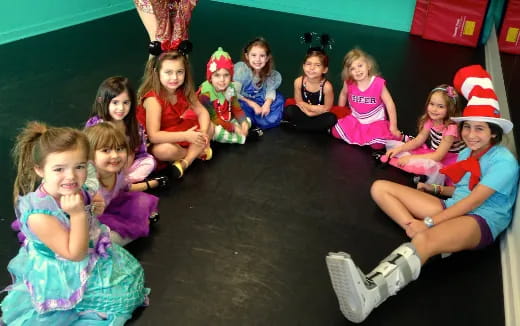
[380,84,466,185]
[331,48,401,149]
[86,76,168,192]
[84,122,159,246]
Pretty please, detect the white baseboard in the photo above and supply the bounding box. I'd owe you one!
[501,227,520,326]
[485,25,520,326]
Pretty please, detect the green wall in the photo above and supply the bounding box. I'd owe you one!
[0,0,134,45]
[212,0,416,32]
[0,0,416,45]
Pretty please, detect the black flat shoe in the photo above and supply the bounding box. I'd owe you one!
[371,151,384,160]
[149,212,160,224]
[247,127,264,141]
[371,151,388,168]
[145,175,170,190]
[412,174,428,184]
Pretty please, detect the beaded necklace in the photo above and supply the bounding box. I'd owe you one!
[302,77,325,105]
[215,100,232,121]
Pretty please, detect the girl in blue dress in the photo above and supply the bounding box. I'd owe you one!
[1,122,149,325]
[234,37,284,129]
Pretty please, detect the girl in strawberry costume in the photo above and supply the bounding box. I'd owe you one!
[198,47,261,144]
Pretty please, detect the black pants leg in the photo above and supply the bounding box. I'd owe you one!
[284,105,337,131]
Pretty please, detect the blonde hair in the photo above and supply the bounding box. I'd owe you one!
[12,122,89,203]
[84,122,130,160]
[137,51,196,105]
[341,48,379,83]
[417,84,463,131]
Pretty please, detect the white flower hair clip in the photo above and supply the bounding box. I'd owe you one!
[209,61,217,73]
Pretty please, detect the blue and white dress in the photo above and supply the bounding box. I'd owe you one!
[234,61,284,129]
[1,186,149,325]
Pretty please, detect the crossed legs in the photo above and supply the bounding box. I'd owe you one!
[370,179,482,263]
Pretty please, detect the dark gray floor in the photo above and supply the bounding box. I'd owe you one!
[0,1,509,325]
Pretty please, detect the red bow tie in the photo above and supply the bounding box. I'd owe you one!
[440,145,493,190]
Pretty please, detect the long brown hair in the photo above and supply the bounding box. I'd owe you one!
[89,76,140,151]
[417,84,462,131]
[241,38,275,86]
[137,51,196,105]
[341,48,379,83]
[12,122,89,203]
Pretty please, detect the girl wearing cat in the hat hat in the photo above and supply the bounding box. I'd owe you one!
[325,65,519,323]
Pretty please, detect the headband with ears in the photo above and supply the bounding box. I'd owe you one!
[300,32,334,53]
[148,39,193,57]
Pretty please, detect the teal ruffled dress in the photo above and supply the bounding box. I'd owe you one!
[0,187,150,325]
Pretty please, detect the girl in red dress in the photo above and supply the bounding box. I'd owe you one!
[137,48,213,178]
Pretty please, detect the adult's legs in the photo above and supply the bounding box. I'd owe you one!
[171,0,198,41]
[134,2,157,41]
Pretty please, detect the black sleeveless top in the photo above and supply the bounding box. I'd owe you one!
[301,78,325,105]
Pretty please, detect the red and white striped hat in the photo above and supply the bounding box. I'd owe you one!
[451,64,513,133]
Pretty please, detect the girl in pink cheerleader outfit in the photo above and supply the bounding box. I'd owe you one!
[331,48,401,149]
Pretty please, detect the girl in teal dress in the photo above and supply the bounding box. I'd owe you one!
[1,122,149,325]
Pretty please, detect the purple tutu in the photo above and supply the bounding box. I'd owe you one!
[98,191,158,239]
[98,171,158,240]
